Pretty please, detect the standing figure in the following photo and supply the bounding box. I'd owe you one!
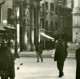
[54,39,67,77]
[76,43,80,79]
[0,42,15,79]
[63,40,68,58]
[35,42,43,62]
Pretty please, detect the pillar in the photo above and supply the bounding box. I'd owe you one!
[72,0,80,42]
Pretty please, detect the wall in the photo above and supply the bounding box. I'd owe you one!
[1,0,13,23]
[72,0,80,42]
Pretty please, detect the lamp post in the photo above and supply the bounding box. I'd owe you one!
[13,0,20,58]
[57,0,63,39]
[40,0,45,49]
[30,0,33,51]
[34,1,41,46]
[13,10,19,58]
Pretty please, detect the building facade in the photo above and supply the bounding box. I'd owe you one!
[0,0,13,23]
[39,0,72,49]
[14,0,41,51]
[0,0,14,43]
[39,0,57,49]
[1,0,80,52]
[13,0,74,51]
[24,0,41,51]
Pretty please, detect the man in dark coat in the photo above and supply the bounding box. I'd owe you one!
[35,42,43,62]
[76,43,80,79]
[0,42,15,79]
[54,39,68,77]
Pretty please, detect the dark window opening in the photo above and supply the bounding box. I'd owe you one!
[55,6,58,15]
[45,2,48,10]
[7,8,13,24]
[45,20,48,30]
[50,21,53,31]
[34,8,36,25]
[50,3,54,11]
[0,5,1,22]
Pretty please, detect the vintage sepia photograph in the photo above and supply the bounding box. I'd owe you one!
[0,0,79,79]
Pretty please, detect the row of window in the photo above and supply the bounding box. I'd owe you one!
[41,20,54,31]
[42,2,54,11]
[42,2,72,15]
[55,5,72,16]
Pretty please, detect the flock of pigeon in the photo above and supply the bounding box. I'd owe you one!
[17,63,23,70]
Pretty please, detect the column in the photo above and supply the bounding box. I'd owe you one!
[72,0,80,42]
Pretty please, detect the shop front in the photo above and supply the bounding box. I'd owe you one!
[39,31,54,50]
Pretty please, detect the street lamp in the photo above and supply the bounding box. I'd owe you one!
[57,0,63,39]
[13,0,20,58]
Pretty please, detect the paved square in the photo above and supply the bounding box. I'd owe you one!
[15,57,76,79]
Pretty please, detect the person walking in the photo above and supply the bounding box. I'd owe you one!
[54,39,68,77]
[76,43,80,79]
[0,42,15,79]
[35,41,43,62]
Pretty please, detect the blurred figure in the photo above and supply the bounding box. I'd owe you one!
[0,42,15,79]
[10,39,15,55]
[63,40,68,58]
[35,42,43,62]
[76,43,80,79]
[8,42,15,60]
[54,39,67,77]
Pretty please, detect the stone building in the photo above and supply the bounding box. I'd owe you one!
[12,0,80,51]
[0,0,13,23]
[23,0,41,51]
[13,0,41,51]
[39,0,72,49]
[0,0,14,43]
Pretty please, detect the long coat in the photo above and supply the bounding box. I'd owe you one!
[0,46,15,78]
[35,43,43,55]
[76,48,80,79]
[54,43,67,61]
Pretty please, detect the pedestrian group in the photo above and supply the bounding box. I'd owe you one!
[0,38,79,79]
[0,40,15,79]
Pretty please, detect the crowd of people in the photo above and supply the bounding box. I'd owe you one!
[0,38,80,79]
[35,38,80,79]
[0,41,15,79]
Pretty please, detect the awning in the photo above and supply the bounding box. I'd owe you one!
[4,25,15,30]
[40,32,54,41]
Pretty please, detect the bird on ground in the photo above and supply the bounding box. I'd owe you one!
[20,63,23,65]
[17,67,20,70]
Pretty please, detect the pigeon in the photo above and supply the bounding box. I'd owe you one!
[17,67,19,70]
[20,63,23,65]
